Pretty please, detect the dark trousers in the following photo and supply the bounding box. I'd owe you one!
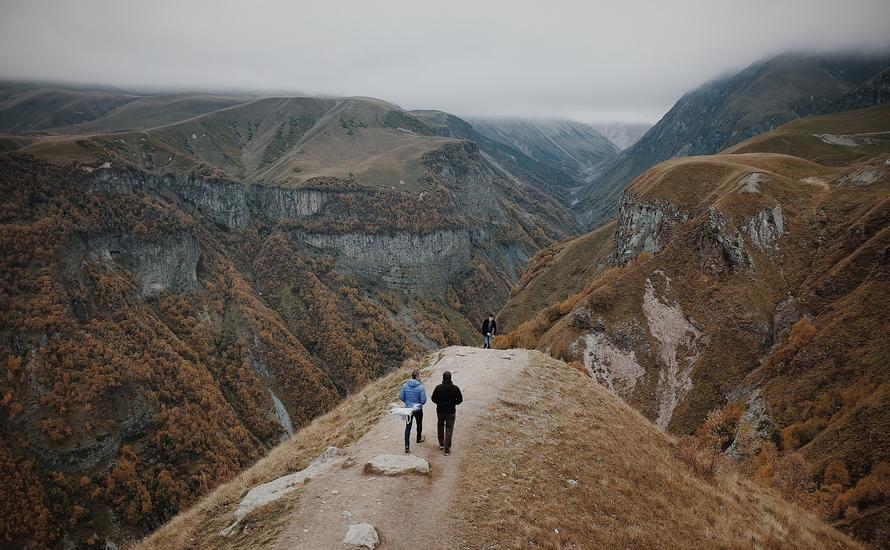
[437,412,456,451]
[404,409,422,448]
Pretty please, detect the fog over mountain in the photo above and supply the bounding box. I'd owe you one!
[1,0,889,123]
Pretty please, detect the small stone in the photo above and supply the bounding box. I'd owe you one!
[363,454,430,476]
[343,523,379,548]
[567,479,578,487]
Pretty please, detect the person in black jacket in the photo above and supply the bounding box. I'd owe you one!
[481,314,497,349]
[430,371,463,455]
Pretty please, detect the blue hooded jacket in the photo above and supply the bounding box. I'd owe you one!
[399,378,427,409]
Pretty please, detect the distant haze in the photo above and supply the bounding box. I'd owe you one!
[1,0,889,123]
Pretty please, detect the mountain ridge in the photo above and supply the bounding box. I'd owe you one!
[495,103,890,545]
[468,117,619,184]
[0,87,585,547]
[136,348,859,550]
[573,52,890,229]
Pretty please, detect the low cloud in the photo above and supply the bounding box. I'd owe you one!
[1,0,888,122]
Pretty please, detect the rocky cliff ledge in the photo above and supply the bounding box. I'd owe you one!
[608,195,688,265]
[294,229,473,293]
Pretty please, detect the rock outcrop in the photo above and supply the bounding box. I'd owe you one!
[725,389,778,462]
[343,523,380,549]
[608,195,688,265]
[220,446,343,536]
[295,229,473,293]
[743,205,785,252]
[696,208,752,274]
[363,454,431,476]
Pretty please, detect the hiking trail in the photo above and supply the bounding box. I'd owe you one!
[272,346,527,549]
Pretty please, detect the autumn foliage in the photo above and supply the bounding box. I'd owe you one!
[0,156,472,547]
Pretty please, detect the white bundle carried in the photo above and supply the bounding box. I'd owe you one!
[389,404,420,423]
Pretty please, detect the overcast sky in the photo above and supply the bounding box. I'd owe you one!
[1,0,889,123]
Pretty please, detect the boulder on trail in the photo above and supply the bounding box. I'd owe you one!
[343,523,379,548]
[363,454,431,476]
[219,446,342,536]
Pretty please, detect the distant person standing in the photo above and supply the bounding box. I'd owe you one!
[431,371,463,455]
[481,314,497,349]
[399,371,427,453]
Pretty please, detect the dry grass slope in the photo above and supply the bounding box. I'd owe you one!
[498,221,615,332]
[134,354,436,550]
[726,104,890,165]
[446,353,860,550]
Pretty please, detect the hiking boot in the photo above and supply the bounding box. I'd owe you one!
[417,436,426,443]
[444,450,450,456]
[439,445,445,451]
[405,447,410,453]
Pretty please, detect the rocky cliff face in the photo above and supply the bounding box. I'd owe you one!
[743,205,785,253]
[88,169,348,230]
[608,195,688,265]
[696,208,754,275]
[294,229,473,293]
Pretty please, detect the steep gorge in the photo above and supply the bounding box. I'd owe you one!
[0,94,579,547]
[497,105,890,544]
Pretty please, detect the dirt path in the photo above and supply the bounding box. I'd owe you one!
[273,346,527,549]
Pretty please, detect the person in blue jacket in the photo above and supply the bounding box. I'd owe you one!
[399,370,427,453]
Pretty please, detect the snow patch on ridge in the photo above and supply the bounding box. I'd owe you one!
[642,272,705,430]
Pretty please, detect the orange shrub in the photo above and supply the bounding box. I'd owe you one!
[831,461,890,519]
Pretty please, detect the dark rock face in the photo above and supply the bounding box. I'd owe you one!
[88,169,342,230]
[696,209,753,275]
[770,295,802,348]
[823,67,890,114]
[84,233,201,298]
[294,229,474,293]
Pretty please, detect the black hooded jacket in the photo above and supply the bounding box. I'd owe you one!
[431,380,463,413]
[481,318,497,336]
